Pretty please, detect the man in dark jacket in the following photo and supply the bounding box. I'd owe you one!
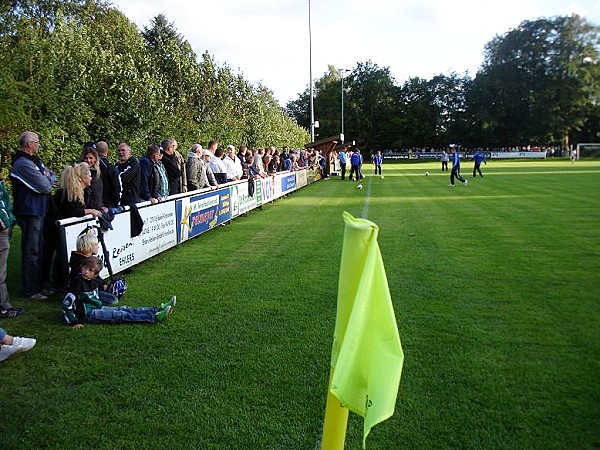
[96,141,120,207]
[9,131,57,299]
[139,145,163,203]
[115,143,141,205]
[160,140,182,195]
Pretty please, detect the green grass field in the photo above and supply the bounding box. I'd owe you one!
[1,159,599,449]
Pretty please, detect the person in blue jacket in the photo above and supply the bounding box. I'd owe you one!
[373,150,383,176]
[449,147,468,187]
[470,150,487,178]
[9,131,57,299]
[349,148,361,181]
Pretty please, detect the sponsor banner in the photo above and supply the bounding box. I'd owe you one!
[296,169,308,188]
[416,153,440,160]
[260,176,275,203]
[281,173,297,193]
[491,151,547,159]
[59,169,312,277]
[62,203,177,278]
[177,188,232,243]
[230,181,259,217]
[138,202,177,259]
[272,174,283,200]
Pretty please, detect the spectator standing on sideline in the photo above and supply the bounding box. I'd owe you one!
[224,145,243,182]
[0,327,36,361]
[160,139,182,195]
[449,147,468,187]
[43,163,103,292]
[10,131,57,299]
[96,141,120,207]
[206,140,218,157]
[252,148,268,178]
[338,146,347,180]
[470,150,487,178]
[373,150,383,176]
[79,144,104,210]
[209,148,228,184]
[0,179,20,318]
[140,145,164,203]
[440,150,449,172]
[187,144,217,190]
[115,143,141,205]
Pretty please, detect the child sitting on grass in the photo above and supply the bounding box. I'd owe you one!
[69,232,118,306]
[63,256,175,329]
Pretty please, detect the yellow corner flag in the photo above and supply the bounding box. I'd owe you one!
[323,211,404,449]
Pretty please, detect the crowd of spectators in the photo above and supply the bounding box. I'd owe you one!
[3,131,326,306]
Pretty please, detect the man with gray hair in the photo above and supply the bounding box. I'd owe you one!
[161,138,187,194]
[186,144,217,191]
[10,131,57,299]
[115,143,141,205]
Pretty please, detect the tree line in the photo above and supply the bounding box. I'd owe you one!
[287,15,600,151]
[0,0,309,177]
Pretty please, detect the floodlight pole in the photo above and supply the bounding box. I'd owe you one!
[340,68,349,144]
[309,0,315,143]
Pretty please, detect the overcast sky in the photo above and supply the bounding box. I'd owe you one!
[110,0,600,105]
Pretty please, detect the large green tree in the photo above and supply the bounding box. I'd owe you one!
[0,0,308,175]
[471,14,600,147]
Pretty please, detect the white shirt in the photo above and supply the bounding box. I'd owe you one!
[224,155,243,180]
[209,156,227,174]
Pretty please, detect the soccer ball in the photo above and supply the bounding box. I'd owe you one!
[357,184,363,190]
[425,171,430,176]
[380,175,384,179]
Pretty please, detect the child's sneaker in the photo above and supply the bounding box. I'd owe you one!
[160,295,176,311]
[0,336,36,362]
[155,305,172,322]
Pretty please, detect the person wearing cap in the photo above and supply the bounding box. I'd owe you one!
[223,145,243,182]
[10,131,57,299]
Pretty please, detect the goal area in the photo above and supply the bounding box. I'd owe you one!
[576,143,600,158]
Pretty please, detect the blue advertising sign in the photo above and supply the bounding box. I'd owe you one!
[176,188,232,243]
[281,173,297,193]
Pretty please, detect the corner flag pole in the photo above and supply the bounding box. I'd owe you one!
[321,212,404,449]
[322,369,350,449]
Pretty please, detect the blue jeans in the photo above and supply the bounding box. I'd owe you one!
[17,216,44,297]
[86,306,160,324]
[0,327,6,341]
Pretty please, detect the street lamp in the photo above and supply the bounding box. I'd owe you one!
[339,68,350,143]
[308,0,315,143]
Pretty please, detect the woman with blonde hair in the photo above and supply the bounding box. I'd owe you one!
[42,163,103,293]
[58,163,103,218]
[79,146,103,209]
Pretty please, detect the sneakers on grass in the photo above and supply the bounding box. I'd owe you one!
[0,336,36,362]
[155,306,172,322]
[161,296,176,310]
[156,296,176,322]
